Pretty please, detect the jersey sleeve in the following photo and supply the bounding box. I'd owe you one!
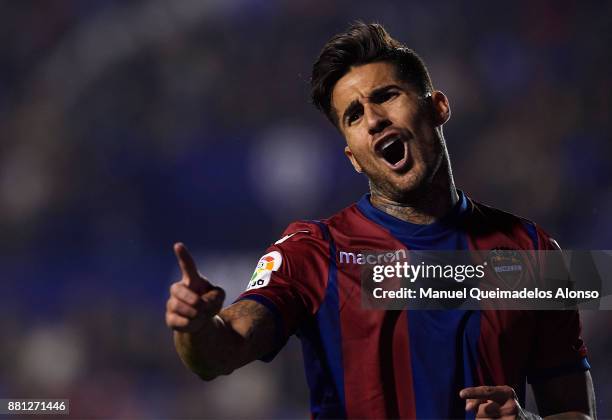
[235,220,330,361]
[526,225,590,383]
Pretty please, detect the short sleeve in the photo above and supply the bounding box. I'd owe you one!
[526,310,589,383]
[527,226,590,383]
[235,221,331,360]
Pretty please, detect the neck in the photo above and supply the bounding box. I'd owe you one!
[370,162,459,225]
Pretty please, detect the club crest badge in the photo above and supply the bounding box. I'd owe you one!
[488,249,525,289]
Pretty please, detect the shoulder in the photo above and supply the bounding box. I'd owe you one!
[267,202,367,268]
[267,220,331,268]
[276,202,362,244]
[275,220,328,244]
[465,196,559,251]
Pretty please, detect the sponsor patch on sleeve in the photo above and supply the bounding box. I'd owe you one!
[246,251,282,290]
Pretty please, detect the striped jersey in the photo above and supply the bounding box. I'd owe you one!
[238,191,589,419]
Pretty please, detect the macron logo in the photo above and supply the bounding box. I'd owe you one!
[338,249,407,265]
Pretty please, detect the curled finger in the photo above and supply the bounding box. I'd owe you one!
[167,298,198,319]
[170,282,200,306]
[477,401,501,418]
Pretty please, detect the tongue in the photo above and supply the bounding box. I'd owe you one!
[381,139,404,165]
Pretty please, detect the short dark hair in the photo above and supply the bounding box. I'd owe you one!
[310,22,433,127]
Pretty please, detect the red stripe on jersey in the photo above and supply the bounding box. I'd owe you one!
[393,311,416,418]
[465,200,538,388]
[331,207,416,418]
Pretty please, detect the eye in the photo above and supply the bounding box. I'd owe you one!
[347,110,363,126]
[375,90,398,103]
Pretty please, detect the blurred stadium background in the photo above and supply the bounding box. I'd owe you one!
[1,0,610,418]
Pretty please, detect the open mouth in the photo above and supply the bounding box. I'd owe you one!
[379,136,406,166]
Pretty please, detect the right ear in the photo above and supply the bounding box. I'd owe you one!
[344,145,363,173]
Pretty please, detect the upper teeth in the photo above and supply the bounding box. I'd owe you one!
[380,135,401,150]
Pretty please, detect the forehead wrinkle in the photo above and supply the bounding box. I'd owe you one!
[333,76,369,113]
[333,85,371,129]
[332,62,400,123]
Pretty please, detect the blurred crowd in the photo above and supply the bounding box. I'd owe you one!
[1,0,610,418]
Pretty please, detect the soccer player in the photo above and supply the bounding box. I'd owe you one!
[165,23,596,419]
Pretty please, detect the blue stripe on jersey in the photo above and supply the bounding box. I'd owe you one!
[356,190,469,245]
[527,356,591,384]
[407,311,481,419]
[357,191,481,419]
[522,221,539,249]
[298,320,346,418]
[296,220,346,418]
[461,311,481,420]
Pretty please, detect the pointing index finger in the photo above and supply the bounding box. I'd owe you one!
[174,242,201,282]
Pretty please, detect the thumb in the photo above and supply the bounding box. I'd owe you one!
[174,242,211,292]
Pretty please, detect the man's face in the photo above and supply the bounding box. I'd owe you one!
[331,61,450,201]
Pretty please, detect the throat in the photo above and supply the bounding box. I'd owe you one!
[370,187,459,225]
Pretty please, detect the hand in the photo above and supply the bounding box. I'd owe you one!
[460,386,530,419]
[165,242,226,333]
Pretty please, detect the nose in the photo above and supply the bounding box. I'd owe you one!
[365,103,391,135]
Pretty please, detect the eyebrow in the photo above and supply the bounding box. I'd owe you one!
[340,84,402,127]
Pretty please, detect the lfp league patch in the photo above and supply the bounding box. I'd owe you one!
[246,251,282,290]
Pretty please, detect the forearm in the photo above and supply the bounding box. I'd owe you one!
[172,299,277,381]
[173,314,247,380]
[167,246,278,381]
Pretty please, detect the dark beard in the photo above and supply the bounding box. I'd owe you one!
[367,154,445,204]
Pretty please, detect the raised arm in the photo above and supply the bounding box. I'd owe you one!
[166,243,277,380]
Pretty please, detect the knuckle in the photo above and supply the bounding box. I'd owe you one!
[170,281,182,295]
[168,314,188,328]
[502,385,515,400]
[185,292,200,306]
[179,302,197,318]
[168,298,179,312]
[166,313,178,327]
[208,287,226,302]
[202,294,221,309]
[172,285,190,302]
